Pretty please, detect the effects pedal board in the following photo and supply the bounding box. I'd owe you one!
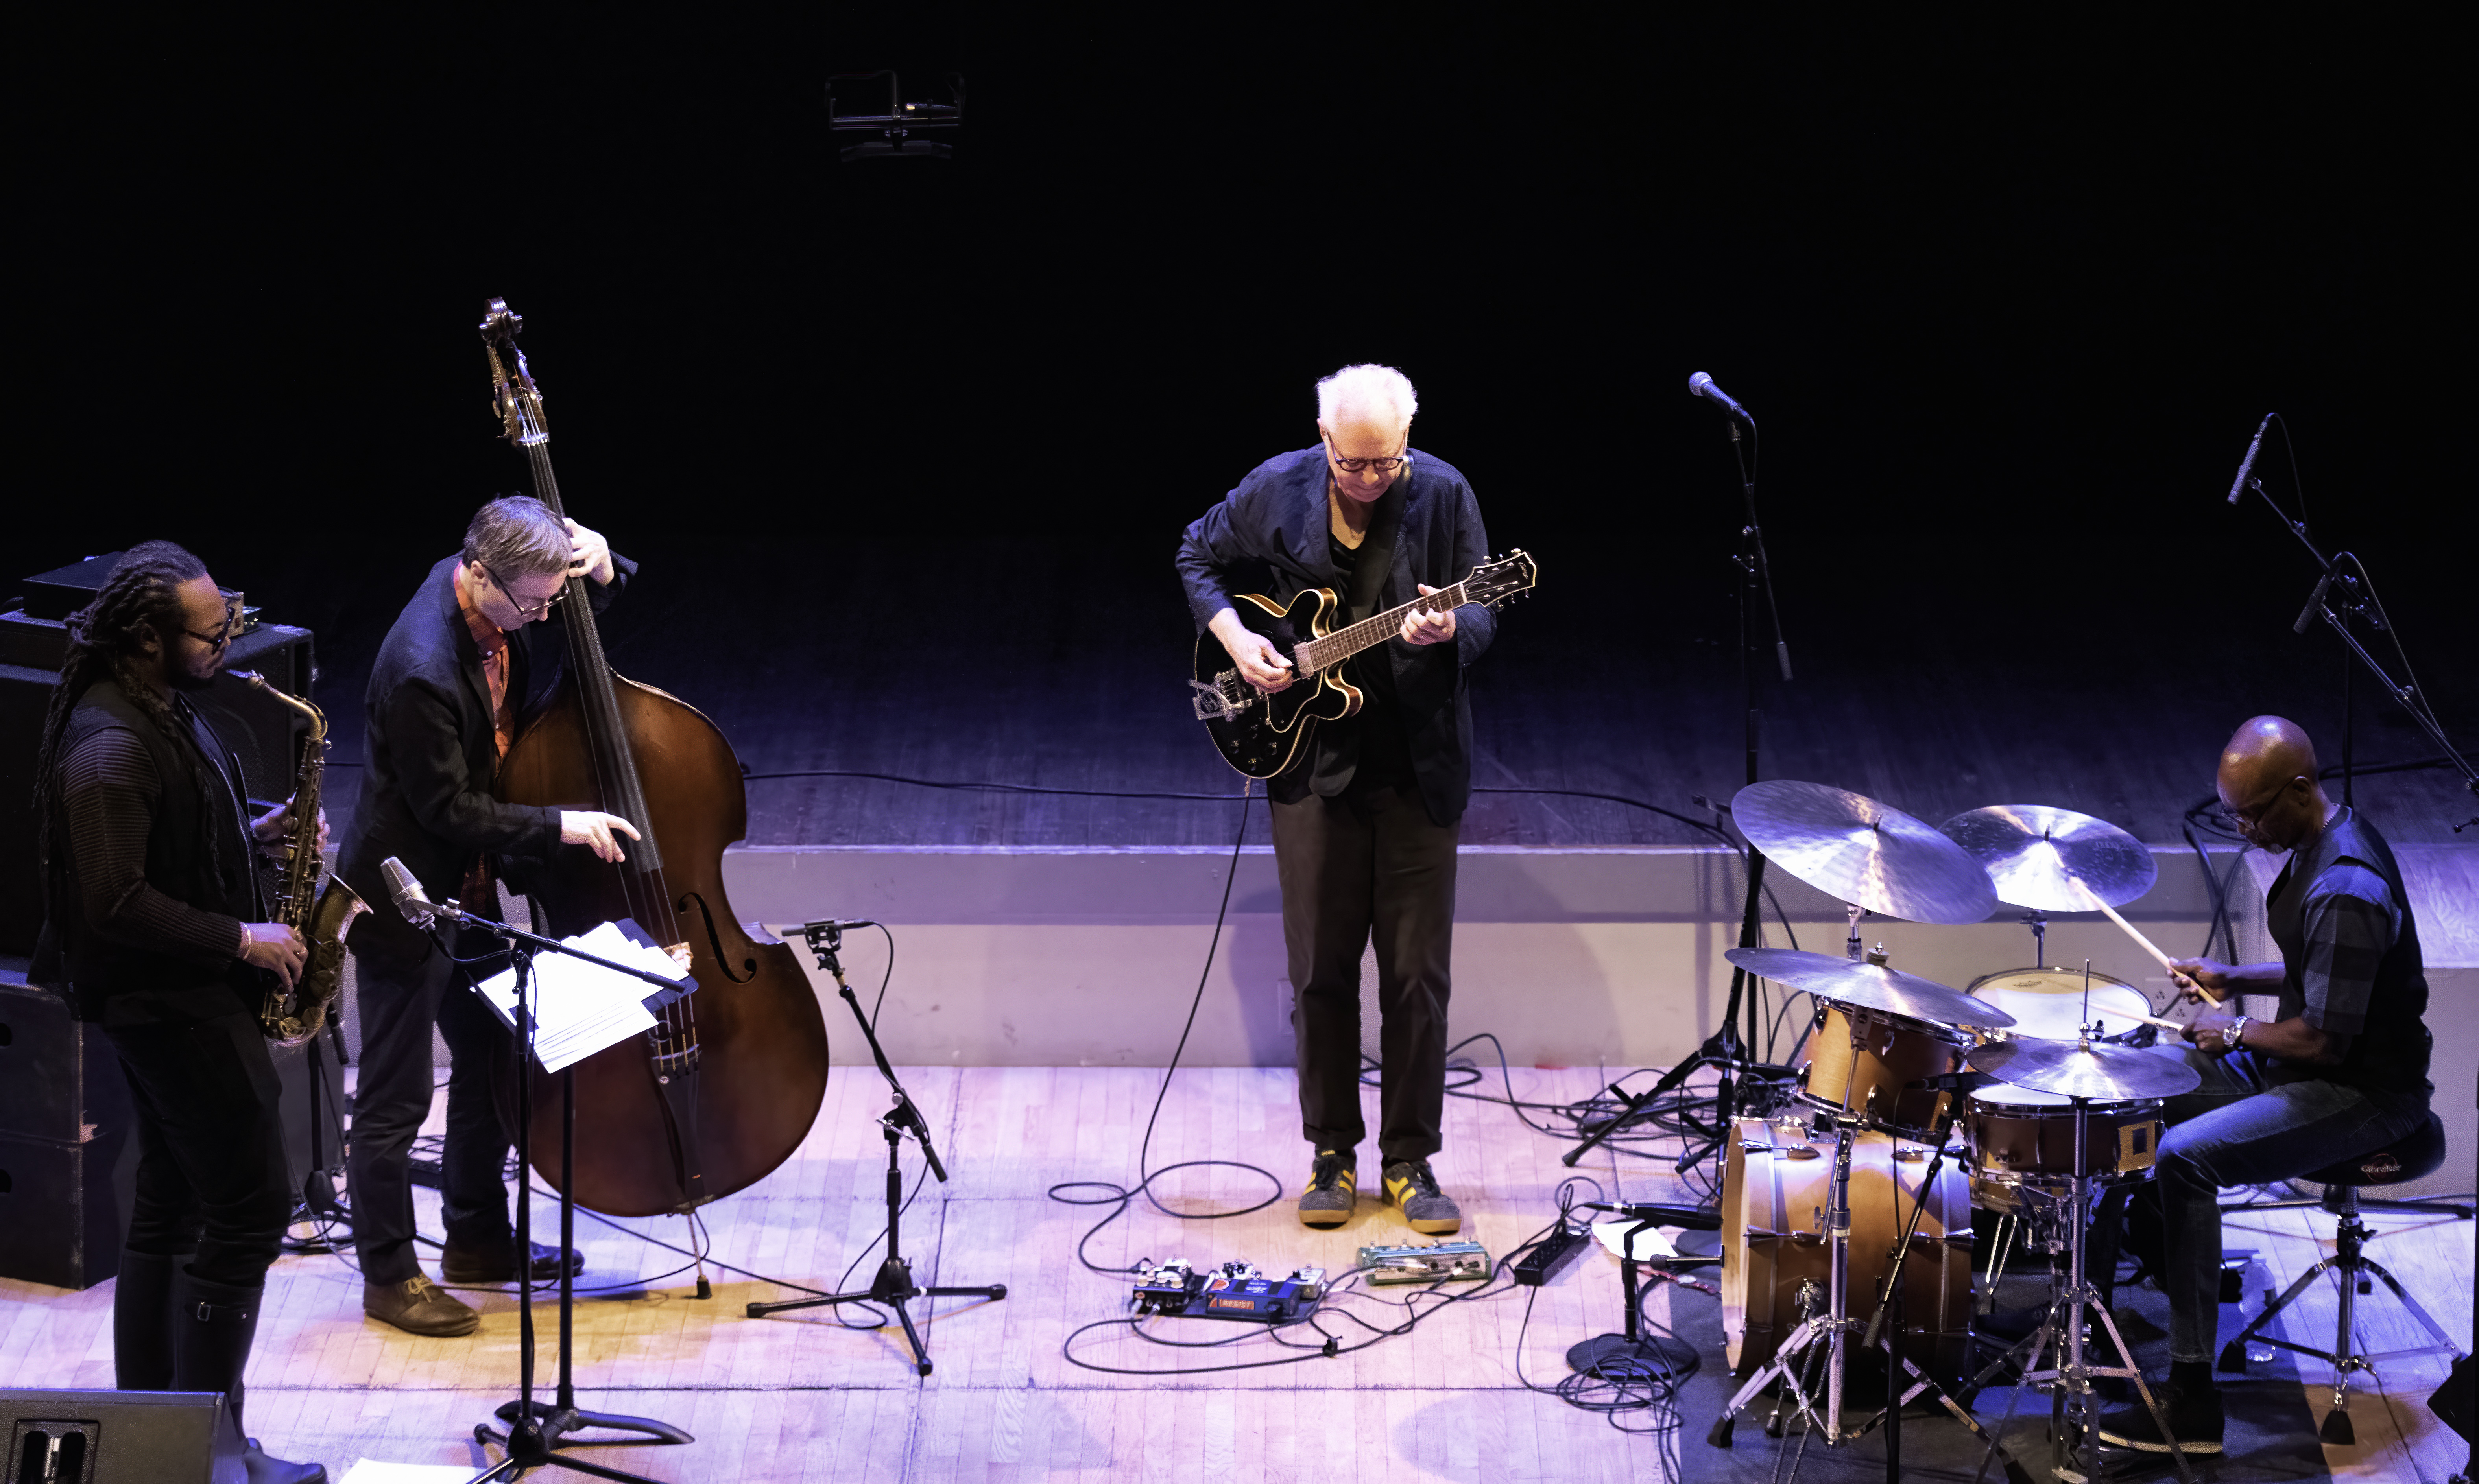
[1357,1239,1491,1285]
[1131,1260,1327,1322]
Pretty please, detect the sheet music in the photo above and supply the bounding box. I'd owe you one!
[473,920,675,1072]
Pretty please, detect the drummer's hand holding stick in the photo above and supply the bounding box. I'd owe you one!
[2167,955,2288,1053]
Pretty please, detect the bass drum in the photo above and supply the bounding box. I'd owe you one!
[1720,1119,1974,1383]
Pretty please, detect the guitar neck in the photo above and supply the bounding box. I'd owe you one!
[1295,581,1467,674]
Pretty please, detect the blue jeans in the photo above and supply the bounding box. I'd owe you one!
[2148,1047,2430,1362]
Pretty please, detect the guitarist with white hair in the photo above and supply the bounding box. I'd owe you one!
[1174,363,1497,1235]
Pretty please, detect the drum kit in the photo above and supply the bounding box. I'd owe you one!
[1699,781,2210,1482]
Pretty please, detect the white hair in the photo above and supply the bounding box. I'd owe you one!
[1316,363,1418,430]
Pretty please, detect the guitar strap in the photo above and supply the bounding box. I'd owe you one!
[1343,483,1405,623]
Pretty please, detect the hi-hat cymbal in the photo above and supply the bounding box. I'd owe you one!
[1731,780,1999,925]
[1967,1036,2202,1101]
[1726,947,2016,1029]
[1939,804,2157,913]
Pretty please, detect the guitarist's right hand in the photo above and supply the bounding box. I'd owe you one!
[1210,610,1295,693]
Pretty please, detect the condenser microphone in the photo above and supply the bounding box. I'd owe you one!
[1579,1201,1723,1231]
[2226,413,2272,505]
[2294,568,2336,635]
[380,855,436,929]
[1687,371,1753,422]
[800,918,880,934]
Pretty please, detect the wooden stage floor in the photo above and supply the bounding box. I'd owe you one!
[4,1065,2470,1482]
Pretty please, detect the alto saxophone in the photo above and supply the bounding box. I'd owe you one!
[234,671,369,1045]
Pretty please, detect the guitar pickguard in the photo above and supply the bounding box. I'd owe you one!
[1193,588,1360,778]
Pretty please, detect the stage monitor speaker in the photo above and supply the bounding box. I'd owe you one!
[0,609,314,958]
[2,1390,246,1484]
[0,979,137,1290]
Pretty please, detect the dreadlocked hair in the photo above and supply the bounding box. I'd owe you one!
[31,541,233,905]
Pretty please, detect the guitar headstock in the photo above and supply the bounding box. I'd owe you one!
[479,297,549,448]
[1463,549,1539,609]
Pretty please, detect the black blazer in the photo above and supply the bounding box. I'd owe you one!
[1175,445,1496,825]
[339,553,633,961]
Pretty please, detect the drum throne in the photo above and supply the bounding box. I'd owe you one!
[2213,1112,2470,1443]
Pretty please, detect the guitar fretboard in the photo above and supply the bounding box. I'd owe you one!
[1294,581,1469,675]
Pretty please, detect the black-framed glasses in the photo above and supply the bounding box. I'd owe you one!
[480,562,570,621]
[181,602,242,651]
[1322,428,1410,475]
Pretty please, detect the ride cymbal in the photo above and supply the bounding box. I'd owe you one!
[1725,947,2016,1029]
[1731,780,1999,925]
[1967,1035,2202,1101]
[1939,804,2157,913]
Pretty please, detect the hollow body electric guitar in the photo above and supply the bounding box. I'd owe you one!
[1190,550,1538,778]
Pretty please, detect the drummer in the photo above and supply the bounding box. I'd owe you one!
[2094,716,2435,1458]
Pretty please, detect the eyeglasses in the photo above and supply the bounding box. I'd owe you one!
[480,562,570,621]
[1322,429,1410,476]
[2218,782,2294,830]
[181,602,243,651]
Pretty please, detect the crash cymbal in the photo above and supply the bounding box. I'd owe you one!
[1967,1035,2202,1101]
[1939,804,2157,913]
[1731,780,1999,925]
[1725,947,2016,1029]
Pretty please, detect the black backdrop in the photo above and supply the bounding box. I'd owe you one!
[16,10,2473,834]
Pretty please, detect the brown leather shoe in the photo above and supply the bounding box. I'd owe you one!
[364,1276,480,1337]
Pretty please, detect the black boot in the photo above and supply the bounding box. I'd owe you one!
[112,1249,186,1390]
[172,1272,329,1484]
[2098,1360,2225,1455]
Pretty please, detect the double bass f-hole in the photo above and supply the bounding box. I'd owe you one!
[678,890,757,983]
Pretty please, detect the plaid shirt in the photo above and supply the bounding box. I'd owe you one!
[2272,808,2401,1046]
[451,562,517,903]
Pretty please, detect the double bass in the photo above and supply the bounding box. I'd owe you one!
[479,299,829,1216]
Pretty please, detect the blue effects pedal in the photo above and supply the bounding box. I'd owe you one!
[1130,1260,1327,1322]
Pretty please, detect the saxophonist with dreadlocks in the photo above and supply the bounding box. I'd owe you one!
[31,540,328,1484]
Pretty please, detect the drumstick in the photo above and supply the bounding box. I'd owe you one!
[2075,878,2227,1007]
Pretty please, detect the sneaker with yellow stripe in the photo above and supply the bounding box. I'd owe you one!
[1383,1158,1461,1234]
[1298,1149,1357,1228]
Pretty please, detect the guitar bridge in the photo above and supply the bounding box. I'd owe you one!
[1189,675,1251,722]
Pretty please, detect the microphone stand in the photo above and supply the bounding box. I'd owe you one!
[2235,452,2478,831]
[742,921,1007,1374]
[402,894,698,1483]
[1562,404,1794,1176]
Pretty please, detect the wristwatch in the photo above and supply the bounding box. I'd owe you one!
[2223,1014,2252,1053]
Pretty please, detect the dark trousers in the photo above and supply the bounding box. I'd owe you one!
[1269,781,1459,1165]
[345,927,517,1284]
[2089,1047,2430,1364]
[105,1012,293,1290]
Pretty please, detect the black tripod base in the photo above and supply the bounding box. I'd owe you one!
[746,1268,1009,1377]
[1567,1332,1701,1381]
[469,1398,692,1482]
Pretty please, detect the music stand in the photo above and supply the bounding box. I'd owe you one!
[744,921,1006,1376]
[410,897,701,1483]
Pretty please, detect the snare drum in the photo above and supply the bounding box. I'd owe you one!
[1965,1084,2163,1205]
[1800,1001,1972,1142]
[1968,967,2154,1043]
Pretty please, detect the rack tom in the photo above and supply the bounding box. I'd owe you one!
[1798,1001,1973,1142]
[1965,1084,2162,1207]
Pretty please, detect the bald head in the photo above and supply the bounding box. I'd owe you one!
[2217,715,2331,852]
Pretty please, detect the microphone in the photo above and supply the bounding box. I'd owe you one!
[1578,1202,1722,1231]
[380,855,437,929]
[2226,413,2272,505]
[1687,371,1753,422]
[800,918,879,934]
[2294,568,2335,635]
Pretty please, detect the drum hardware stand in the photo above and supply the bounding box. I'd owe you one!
[1966,1035,2195,1484]
[2022,911,2048,969]
[744,922,1007,1373]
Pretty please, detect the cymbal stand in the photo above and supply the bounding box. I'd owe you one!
[1857,1137,2019,1480]
[1966,1036,2194,1484]
[2023,910,2048,969]
[1707,1110,1866,1447]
